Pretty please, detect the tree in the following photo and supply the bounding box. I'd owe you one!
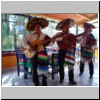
[2,14,28,51]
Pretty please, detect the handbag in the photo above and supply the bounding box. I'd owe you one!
[37,50,49,74]
[64,45,76,68]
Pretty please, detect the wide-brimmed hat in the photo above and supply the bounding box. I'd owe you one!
[26,17,49,31]
[83,23,96,29]
[56,18,74,30]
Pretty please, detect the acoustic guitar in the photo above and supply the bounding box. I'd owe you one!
[23,37,52,58]
[23,33,83,58]
[57,34,77,50]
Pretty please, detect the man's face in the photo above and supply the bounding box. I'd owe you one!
[84,26,91,34]
[62,24,70,32]
[34,24,41,32]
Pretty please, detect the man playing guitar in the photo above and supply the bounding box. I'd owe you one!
[52,18,77,85]
[22,18,52,86]
[77,23,96,78]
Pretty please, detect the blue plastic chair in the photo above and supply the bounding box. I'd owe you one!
[15,49,25,76]
[24,56,34,82]
[49,53,59,80]
[15,49,34,81]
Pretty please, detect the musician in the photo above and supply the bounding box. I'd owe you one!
[77,23,96,78]
[22,17,52,86]
[52,18,77,85]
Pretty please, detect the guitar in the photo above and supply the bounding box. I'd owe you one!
[23,37,53,58]
[57,34,77,50]
[76,33,96,48]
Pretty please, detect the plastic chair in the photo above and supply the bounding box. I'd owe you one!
[24,56,34,82]
[49,53,59,80]
[15,49,25,76]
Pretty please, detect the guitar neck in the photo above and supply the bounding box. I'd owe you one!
[37,37,53,47]
[42,38,51,45]
[76,33,83,38]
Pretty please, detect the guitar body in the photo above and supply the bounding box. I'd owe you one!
[86,35,96,48]
[57,41,69,50]
[29,39,44,52]
[57,34,76,50]
[24,39,44,58]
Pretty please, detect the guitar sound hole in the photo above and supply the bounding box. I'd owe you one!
[68,38,71,42]
[34,45,38,51]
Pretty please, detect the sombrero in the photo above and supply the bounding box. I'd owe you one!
[26,17,49,31]
[56,18,74,30]
[83,23,96,29]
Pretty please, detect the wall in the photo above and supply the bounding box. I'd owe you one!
[95,48,98,58]
[2,53,17,69]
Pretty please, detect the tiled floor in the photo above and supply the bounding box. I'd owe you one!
[2,59,99,86]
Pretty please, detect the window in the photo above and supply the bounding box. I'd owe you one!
[2,14,29,51]
[42,21,59,47]
[2,14,61,51]
[88,20,99,48]
[78,27,84,34]
[70,27,77,35]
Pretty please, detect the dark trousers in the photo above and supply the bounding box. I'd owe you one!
[58,50,75,82]
[80,60,94,76]
[80,46,94,76]
[31,53,39,86]
[31,53,47,86]
[42,75,47,86]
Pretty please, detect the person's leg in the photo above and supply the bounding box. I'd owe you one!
[42,75,47,86]
[79,60,85,75]
[58,50,66,83]
[88,59,94,78]
[79,46,85,75]
[68,68,77,85]
[31,53,39,86]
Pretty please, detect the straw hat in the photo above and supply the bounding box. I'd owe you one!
[83,23,96,29]
[26,17,49,31]
[56,18,74,30]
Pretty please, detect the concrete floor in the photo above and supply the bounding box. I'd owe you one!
[2,59,99,86]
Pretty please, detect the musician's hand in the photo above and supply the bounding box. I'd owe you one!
[51,36,56,43]
[34,45,38,51]
[29,46,33,52]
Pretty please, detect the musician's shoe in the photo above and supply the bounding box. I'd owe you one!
[42,75,47,86]
[35,83,40,86]
[79,73,83,76]
[89,75,93,78]
[69,81,77,85]
[60,79,64,84]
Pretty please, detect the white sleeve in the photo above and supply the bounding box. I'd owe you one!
[76,35,83,44]
[47,42,53,46]
[21,35,30,49]
[54,32,63,41]
[56,37,63,41]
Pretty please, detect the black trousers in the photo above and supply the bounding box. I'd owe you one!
[80,60,94,76]
[80,46,94,76]
[31,53,47,86]
[58,50,75,82]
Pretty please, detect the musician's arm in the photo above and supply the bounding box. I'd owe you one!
[88,33,97,47]
[43,35,52,47]
[52,32,63,43]
[21,34,30,49]
[93,38,97,47]
[76,34,84,44]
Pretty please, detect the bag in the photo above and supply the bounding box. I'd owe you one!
[64,45,76,68]
[37,50,49,74]
[81,47,93,62]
